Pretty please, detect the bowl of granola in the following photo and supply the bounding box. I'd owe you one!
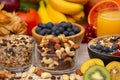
[0,34,34,72]
[88,34,120,65]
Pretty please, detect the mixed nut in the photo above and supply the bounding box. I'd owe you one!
[0,66,83,80]
[0,34,34,68]
[37,35,80,70]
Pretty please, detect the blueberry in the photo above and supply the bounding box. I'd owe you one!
[39,30,45,35]
[93,49,102,53]
[38,23,43,27]
[58,27,64,33]
[108,48,113,52]
[102,46,110,52]
[69,32,75,36]
[63,31,69,36]
[66,22,72,27]
[90,45,95,49]
[46,29,51,34]
[46,22,54,29]
[51,32,56,36]
[67,28,72,32]
[59,21,68,28]
[112,44,118,50]
[52,25,58,32]
[55,30,61,36]
[35,27,41,33]
[72,26,80,33]
[95,44,103,50]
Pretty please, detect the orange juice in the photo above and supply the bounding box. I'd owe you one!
[97,10,120,37]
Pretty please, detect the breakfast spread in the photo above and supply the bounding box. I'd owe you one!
[0,34,34,68]
[37,35,80,70]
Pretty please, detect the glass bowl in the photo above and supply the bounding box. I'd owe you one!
[34,35,81,74]
[0,34,35,72]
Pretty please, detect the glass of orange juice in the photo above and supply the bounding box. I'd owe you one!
[97,8,120,37]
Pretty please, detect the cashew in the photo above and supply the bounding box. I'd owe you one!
[58,34,67,42]
[41,72,52,79]
[41,52,47,57]
[28,66,36,74]
[21,72,27,78]
[42,57,53,64]
[54,61,59,65]
[68,40,75,46]
[64,57,73,62]
[75,75,83,80]
[65,47,71,53]
[64,43,70,47]
[62,74,69,80]
[60,47,65,52]
[70,74,76,80]
[56,50,62,59]
[68,51,75,56]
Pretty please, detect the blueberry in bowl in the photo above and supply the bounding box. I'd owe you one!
[88,34,120,65]
[32,21,85,43]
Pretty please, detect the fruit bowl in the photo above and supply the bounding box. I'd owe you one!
[87,34,120,65]
[32,22,85,43]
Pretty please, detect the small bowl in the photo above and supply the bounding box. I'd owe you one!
[32,23,85,43]
[0,34,35,72]
[88,34,120,65]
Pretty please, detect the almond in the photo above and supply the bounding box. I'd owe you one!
[54,43,61,50]
[61,52,68,59]
[72,44,80,49]
[0,74,6,79]
[36,69,43,76]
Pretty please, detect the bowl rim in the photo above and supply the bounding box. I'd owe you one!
[88,34,120,58]
[32,22,85,39]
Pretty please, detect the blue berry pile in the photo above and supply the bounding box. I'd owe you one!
[89,36,120,56]
[90,44,118,54]
[35,22,80,36]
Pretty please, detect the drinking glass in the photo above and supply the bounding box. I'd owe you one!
[97,8,120,37]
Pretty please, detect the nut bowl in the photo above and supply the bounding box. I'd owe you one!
[32,22,85,44]
[0,34,35,72]
[34,35,81,74]
[88,34,120,65]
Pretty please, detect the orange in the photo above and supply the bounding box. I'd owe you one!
[88,0,120,28]
[114,0,120,6]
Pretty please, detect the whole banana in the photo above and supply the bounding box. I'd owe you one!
[66,15,76,23]
[49,0,84,15]
[65,0,89,5]
[45,0,68,22]
[72,11,85,21]
[38,0,52,23]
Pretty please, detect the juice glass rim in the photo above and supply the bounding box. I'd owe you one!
[98,8,120,20]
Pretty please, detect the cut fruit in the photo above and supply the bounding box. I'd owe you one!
[80,58,104,74]
[84,65,111,80]
[88,0,120,28]
[114,0,120,6]
[106,61,120,80]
